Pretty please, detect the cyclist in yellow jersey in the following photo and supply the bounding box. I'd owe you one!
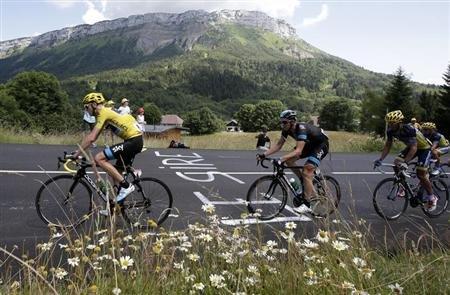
[421,122,450,174]
[374,110,437,211]
[71,93,144,207]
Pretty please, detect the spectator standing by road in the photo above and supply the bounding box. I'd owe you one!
[256,126,271,151]
[118,98,131,115]
[136,107,146,132]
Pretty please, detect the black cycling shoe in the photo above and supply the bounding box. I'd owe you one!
[293,196,304,207]
[410,197,420,208]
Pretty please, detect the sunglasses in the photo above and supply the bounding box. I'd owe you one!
[280,120,290,125]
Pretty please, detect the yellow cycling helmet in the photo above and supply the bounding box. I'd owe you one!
[385,110,404,123]
[83,92,105,105]
[421,122,436,130]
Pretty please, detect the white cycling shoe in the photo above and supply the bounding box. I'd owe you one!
[99,185,135,216]
[293,204,312,214]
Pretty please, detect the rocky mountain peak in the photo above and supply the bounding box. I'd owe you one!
[0,10,297,59]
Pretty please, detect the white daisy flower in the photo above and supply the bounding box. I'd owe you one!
[316,230,330,243]
[285,221,297,230]
[332,240,349,251]
[201,203,216,214]
[119,256,134,270]
[54,268,68,280]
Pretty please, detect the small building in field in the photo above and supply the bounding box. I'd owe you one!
[161,115,183,127]
[226,120,240,132]
[143,125,189,141]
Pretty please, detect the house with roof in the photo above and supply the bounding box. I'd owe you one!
[142,114,189,140]
[226,119,240,132]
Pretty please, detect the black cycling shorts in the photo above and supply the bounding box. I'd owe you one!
[103,135,143,169]
[293,140,329,167]
[397,147,431,171]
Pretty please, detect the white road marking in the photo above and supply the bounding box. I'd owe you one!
[169,166,217,170]
[193,192,312,225]
[221,215,311,226]
[0,170,106,174]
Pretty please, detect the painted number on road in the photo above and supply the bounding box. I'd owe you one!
[154,151,245,184]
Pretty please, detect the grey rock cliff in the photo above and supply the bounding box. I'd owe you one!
[0,10,298,59]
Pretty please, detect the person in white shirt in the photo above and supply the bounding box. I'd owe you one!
[117,98,131,115]
[136,107,146,132]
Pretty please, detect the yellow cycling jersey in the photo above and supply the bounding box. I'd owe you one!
[95,107,142,140]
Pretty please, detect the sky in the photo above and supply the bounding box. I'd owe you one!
[0,0,449,85]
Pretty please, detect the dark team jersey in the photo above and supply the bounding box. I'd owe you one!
[281,123,328,145]
[425,131,449,147]
[386,123,430,150]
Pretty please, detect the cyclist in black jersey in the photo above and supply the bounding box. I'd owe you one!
[374,110,437,211]
[257,110,329,214]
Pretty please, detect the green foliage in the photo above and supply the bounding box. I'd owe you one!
[0,71,79,132]
[436,64,450,136]
[384,67,414,120]
[234,100,284,132]
[142,102,162,125]
[319,99,359,132]
[184,106,222,135]
[417,90,439,122]
[235,104,256,132]
[360,90,386,136]
[251,100,285,131]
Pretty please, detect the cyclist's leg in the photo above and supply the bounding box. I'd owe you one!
[416,149,432,195]
[302,141,329,201]
[285,155,302,185]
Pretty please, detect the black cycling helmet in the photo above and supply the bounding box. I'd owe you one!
[280,109,297,120]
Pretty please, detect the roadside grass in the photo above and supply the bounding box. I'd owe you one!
[0,205,448,295]
[0,127,402,153]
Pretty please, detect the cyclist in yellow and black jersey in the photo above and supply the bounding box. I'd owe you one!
[421,122,450,174]
[71,93,143,207]
[374,110,437,211]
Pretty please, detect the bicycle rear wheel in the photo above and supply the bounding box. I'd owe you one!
[309,175,341,217]
[246,175,288,220]
[35,175,93,227]
[121,177,173,228]
[422,179,449,218]
[373,177,408,220]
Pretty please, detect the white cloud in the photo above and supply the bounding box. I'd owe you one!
[47,0,78,9]
[301,4,329,27]
[82,1,108,25]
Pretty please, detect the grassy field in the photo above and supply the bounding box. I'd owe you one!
[0,207,448,294]
[0,127,396,153]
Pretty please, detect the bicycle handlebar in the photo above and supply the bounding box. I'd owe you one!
[58,152,89,173]
[375,162,411,178]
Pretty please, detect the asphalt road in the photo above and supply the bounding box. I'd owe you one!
[1,143,449,254]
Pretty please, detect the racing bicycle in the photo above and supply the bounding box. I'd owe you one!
[373,163,449,220]
[246,157,341,220]
[35,153,173,229]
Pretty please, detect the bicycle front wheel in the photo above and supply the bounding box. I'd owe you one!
[422,179,449,218]
[122,177,173,228]
[373,177,408,220]
[35,175,93,227]
[246,175,288,220]
[310,175,341,217]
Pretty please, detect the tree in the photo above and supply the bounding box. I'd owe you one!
[235,104,256,132]
[319,99,358,132]
[7,71,68,116]
[436,64,450,136]
[251,100,285,131]
[384,67,415,120]
[142,102,162,125]
[184,107,221,135]
[417,90,439,122]
[360,90,386,135]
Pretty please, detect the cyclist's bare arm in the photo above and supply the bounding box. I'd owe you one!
[403,143,417,163]
[379,140,393,160]
[281,140,305,163]
[264,137,285,157]
[74,126,101,158]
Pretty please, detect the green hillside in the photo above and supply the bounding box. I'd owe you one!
[0,23,434,120]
